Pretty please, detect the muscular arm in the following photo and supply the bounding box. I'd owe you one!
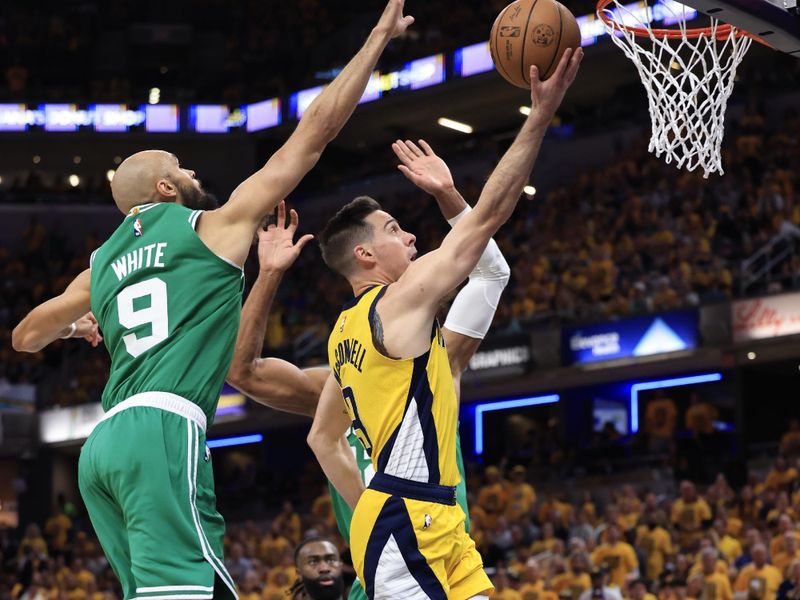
[307,375,365,509]
[12,269,92,353]
[226,203,327,417]
[379,50,582,358]
[392,139,511,384]
[197,1,414,267]
[226,268,328,417]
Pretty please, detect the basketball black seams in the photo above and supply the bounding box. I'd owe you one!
[541,2,565,80]
[520,0,541,85]
[493,2,517,85]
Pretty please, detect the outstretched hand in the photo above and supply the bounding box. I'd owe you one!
[528,47,583,126]
[258,201,314,273]
[392,139,454,196]
[374,0,415,40]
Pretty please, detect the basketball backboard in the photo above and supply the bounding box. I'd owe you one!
[680,0,800,53]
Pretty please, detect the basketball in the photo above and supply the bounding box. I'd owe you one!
[489,0,582,88]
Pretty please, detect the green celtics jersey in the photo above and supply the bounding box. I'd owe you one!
[330,426,471,543]
[89,203,244,422]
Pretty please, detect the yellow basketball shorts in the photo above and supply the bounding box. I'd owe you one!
[349,473,493,600]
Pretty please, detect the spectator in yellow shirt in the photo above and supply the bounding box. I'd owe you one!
[765,456,799,492]
[491,568,522,600]
[18,523,48,559]
[769,515,800,558]
[260,523,291,567]
[636,512,673,581]
[684,394,717,437]
[552,552,592,599]
[644,392,677,452]
[671,481,712,550]
[712,518,743,563]
[518,559,558,600]
[532,522,561,555]
[591,525,639,589]
[479,466,510,528]
[505,465,537,522]
[696,547,733,600]
[774,532,800,576]
[733,543,782,599]
[274,502,302,545]
[44,507,73,555]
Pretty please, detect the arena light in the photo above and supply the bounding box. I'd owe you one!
[474,394,560,455]
[207,434,264,449]
[523,185,536,196]
[106,169,115,183]
[519,106,531,116]
[68,174,80,187]
[148,87,161,105]
[629,372,722,433]
[437,117,473,134]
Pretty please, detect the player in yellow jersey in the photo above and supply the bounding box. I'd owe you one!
[306,50,583,600]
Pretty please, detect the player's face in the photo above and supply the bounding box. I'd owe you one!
[363,210,417,281]
[297,541,343,600]
[167,155,217,209]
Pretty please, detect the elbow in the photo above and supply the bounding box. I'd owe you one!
[307,426,332,457]
[11,325,37,353]
[225,363,249,391]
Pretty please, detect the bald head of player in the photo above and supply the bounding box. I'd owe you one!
[110,150,216,214]
[319,196,417,286]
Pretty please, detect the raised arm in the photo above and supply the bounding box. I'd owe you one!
[226,202,328,418]
[307,374,365,508]
[392,140,510,382]
[12,269,100,352]
[378,51,581,358]
[197,0,414,267]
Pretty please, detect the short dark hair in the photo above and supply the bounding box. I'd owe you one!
[319,196,382,276]
[293,535,335,566]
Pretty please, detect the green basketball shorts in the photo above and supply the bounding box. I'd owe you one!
[78,393,237,600]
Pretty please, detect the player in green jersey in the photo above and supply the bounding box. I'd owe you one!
[227,141,510,600]
[12,4,415,599]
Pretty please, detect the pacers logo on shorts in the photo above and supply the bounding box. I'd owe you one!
[423,514,432,530]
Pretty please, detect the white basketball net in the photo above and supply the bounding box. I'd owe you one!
[598,0,753,177]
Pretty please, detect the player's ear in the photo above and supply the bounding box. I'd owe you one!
[353,243,375,269]
[155,178,178,200]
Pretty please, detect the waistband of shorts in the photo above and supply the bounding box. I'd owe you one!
[101,392,207,433]
[369,473,456,506]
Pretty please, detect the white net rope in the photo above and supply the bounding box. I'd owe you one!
[599,1,753,177]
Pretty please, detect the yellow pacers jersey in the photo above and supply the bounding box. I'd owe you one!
[329,285,459,487]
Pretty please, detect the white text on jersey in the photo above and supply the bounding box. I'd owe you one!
[111,243,168,281]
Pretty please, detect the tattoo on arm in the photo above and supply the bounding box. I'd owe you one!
[371,310,391,357]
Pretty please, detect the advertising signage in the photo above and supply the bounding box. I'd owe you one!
[563,311,699,365]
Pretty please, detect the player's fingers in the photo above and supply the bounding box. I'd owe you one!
[295,234,314,251]
[397,164,417,180]
[276,200,286,228]
[529,65,541,92]
[405,140,424,157]
[418,139,435,156]
[402,15,415,28]
[289,208,299,232]
[393,140,416,163]
[551,47,574,83]
[565,48,583,83]
[391,143,410,166]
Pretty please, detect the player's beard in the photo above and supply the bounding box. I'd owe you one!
[177,180,218,210]
[301,574,343,600]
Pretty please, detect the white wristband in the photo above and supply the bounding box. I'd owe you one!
[60,322,77,339]
[446,205,471,228]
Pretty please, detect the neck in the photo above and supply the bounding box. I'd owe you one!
[350,274,392,297]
